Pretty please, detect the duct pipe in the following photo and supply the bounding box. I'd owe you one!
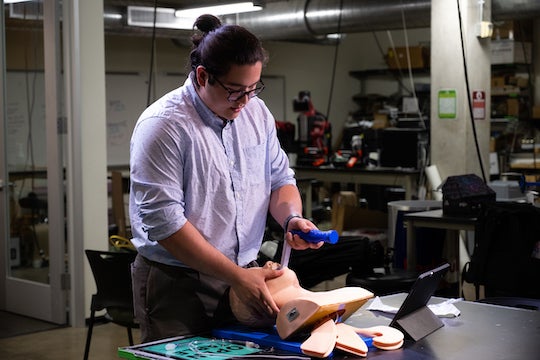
[98,0,540,41]
[221,0,540,42]
[222,0,431,41]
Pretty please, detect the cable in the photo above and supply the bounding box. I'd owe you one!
[456,0,487,182]
[399,1,426,129]
[146,0,158,106]
[324,0,344,121]
[385,31,412,95]
[373,31,411,96]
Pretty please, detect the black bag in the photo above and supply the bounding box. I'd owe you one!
[287,236,376,288]
[463,202,540,299]
[442,174,496,217]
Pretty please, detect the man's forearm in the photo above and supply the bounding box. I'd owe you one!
[159,221,243,285]
[269,184,304,229]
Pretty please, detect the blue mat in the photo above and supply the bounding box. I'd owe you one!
[213,325,373,356]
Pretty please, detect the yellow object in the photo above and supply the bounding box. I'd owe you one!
[109,235,136,252]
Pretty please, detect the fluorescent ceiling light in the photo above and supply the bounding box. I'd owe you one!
[128,6,193,30]
[4,0,34,3]
[174,2,262,18]
[128,2,262,31]
[104,13,123,21]
[326,33,344,40]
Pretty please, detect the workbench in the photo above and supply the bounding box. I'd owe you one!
[118,292,540,359]
[293,166,420,201]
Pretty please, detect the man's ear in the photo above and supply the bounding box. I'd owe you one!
[195,66,207,87]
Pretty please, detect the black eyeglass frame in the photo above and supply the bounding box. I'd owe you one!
[211,75,265,102]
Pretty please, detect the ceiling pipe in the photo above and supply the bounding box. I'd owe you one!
[9,0,535,42]
[221,0,540,42]
[222,0,431,41]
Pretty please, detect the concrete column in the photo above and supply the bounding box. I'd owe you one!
[534,18,540,107]
[430,0,492,182]
[63,0,108,327]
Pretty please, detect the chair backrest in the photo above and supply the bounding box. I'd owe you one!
[85,249,137,311]
[111,171,128,238]
[465,202,540,299]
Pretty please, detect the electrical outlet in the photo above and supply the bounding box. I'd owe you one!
[476,21,493,39]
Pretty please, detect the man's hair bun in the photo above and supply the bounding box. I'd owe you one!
[194,14,222,34]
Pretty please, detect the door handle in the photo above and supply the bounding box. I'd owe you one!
[0,179,14,191]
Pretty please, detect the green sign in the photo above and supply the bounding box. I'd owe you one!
[438,89,457,119]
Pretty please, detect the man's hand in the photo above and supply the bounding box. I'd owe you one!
[230,266,284,319]
[284,217,324,250]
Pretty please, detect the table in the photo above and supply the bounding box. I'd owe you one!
[293,166,420,200]
[343,293,540,359]
[118,293,540,359]
[295,177,315,219]
[403,209,477,295]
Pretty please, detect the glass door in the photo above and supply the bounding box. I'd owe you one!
[0,0,66,324]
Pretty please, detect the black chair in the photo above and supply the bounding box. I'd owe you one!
[84,249,138,360]
[463,202,540,300]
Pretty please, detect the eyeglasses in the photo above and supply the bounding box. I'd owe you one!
[211,76,265,102]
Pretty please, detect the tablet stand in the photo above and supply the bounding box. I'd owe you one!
[392,306,443,341]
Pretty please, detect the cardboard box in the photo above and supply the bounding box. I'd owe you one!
[331,191,387,235]
[372,113,389,129]
[387,46,429,69]
[491,20,533,42]
[506,98,519,116]
[491,40,532,65]
[507,76,529,89]
[489,137,496,153]
[491,76,506,88]
[532,105,540,119]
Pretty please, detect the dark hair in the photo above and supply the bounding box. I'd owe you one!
[189,14,268,79]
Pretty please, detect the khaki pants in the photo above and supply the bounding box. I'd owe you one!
[131,254,236,343]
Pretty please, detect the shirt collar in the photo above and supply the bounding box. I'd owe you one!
[187,72,233,130]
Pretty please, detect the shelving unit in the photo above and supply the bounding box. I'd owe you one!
[349,68,430,97]
[490,63,537,175]
[348,68,431,121]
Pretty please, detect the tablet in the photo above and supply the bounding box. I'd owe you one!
[389,263,450,341]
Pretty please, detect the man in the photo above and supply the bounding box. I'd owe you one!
[129,14,322,342]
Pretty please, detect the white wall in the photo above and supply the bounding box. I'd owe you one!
[104,28,432,150]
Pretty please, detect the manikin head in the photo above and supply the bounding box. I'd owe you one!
[229,261,309,328]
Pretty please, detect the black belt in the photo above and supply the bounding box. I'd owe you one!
[139,254,197,277]
[139,254,259,274]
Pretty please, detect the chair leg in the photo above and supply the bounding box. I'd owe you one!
[127,327,134,346]
[83,310,96,360]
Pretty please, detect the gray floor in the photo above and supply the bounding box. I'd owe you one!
[0,321,140,360]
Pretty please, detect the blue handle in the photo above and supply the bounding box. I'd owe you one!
[290,229,339,244]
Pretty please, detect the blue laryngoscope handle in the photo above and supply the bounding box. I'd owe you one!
[290,229,339,244]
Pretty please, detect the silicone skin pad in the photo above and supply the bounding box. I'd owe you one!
[276,287,373,339]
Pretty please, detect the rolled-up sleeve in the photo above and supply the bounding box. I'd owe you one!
[130,113,188,242]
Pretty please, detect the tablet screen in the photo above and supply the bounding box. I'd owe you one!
[390,263,450,327]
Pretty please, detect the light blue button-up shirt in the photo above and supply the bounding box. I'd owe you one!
[129,74,295,267]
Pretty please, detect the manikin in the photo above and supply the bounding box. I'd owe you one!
[229,261,404,358]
